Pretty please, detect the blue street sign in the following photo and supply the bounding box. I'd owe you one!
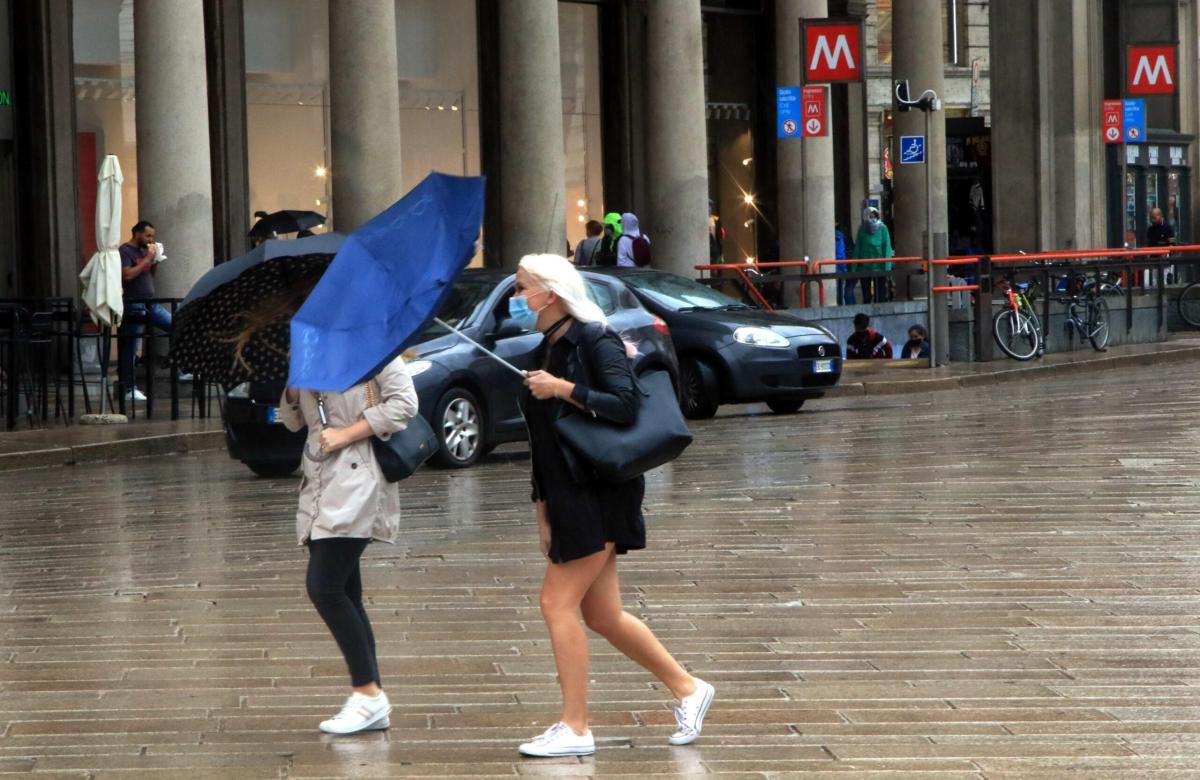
[777,87,801,139]
[1123,98,1146,143]
[900,135,925,164]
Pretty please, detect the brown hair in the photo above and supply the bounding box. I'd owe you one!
[585,219,603,237]
[225,271,322,374]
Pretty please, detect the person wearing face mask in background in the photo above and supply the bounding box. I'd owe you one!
[507,254,715,759]
[897,324,930,359]
[853,206,894,304]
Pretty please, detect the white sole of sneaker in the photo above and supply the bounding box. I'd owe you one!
[669,684,715,746]
[518,744,596,758]
[319,707,392,735]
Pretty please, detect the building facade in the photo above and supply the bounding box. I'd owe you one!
[1,0,1196,303]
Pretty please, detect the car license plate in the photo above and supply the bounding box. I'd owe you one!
[813,359,834,374]
[265,406,281,424]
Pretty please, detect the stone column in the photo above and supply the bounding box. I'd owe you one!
[646,0,710,278]
[991,0,1105,253]
[892,0,948,359]
[328,0,403,233]
[133,0,214,299]
[204,0,250,264]
[11,0,79,298]
[497,0,567,267]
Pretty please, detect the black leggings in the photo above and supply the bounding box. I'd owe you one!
[306,538,380,688]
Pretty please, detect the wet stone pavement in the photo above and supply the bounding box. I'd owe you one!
[4,364,1200,778]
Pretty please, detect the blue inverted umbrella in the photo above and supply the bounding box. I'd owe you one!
[288,173,485,391]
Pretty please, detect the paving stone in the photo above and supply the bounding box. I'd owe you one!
[4,363,1200,774]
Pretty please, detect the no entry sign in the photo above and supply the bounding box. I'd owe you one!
[801,86,827,137]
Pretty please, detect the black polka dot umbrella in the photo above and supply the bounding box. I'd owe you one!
[172,233,344,386]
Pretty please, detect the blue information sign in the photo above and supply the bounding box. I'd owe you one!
[1123,99,1146,143]
[899,135,926,164]
[777,87,801,139]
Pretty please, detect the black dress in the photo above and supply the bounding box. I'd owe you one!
[525,325,646,564]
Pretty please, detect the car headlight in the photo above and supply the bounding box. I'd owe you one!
[406,359,434,377]
[733,327,789,348]
[227,382,250,399]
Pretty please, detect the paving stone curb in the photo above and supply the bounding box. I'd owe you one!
[0,430,225,472]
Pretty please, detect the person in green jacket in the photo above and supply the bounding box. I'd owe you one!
[594,212,623,267]
[853,206,893,303]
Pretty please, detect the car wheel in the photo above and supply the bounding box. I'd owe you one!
[765,398,805,414]
[679,357,719,420]
[245,459,300,478]
[431,387,485,469]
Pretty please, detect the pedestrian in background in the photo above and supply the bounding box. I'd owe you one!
[617,212,652,267]
[117,220,173,401]
[278,354,418,735]
[853,206,893,303]
[835,225,854,305]
[708,199,726,263]
[897,324,929,359]
[846,312,892,359]
[595,212,623,267]
[1147,207,1176,248]
[573,220,604,267]
[512,254,714,758]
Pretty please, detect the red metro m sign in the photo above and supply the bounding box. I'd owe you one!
[801,20,863,83]
[1128,45,1176,95]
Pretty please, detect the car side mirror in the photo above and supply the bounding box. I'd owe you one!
[493,318,527,339]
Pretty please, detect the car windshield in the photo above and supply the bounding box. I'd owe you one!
[415,276,497,341]
[623,272,752,312]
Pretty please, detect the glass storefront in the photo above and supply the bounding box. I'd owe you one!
[72,0,138,258]
[68,0,602,261]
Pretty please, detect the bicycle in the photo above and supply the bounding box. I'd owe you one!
[993,281,1042,361]
[1054,291,1110,351]
[1178,279,1200,326]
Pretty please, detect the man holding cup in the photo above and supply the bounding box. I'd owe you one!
[118,220,183,401]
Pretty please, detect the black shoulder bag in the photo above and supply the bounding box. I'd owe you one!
[364,382,439,482]
[552,333,692,483]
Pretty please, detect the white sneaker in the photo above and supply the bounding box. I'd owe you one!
[669,678,715,745]
[318,692,392,735]
[518,721,595,757]
[126,387,147,402]
[177,372,193,382]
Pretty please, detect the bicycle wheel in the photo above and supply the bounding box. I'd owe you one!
[993,308,1040,360]
[1088,297,1110,351]
[1179,282,1200,327]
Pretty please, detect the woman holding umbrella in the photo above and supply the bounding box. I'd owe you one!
[513,254,715,757]
[278,355,418,734]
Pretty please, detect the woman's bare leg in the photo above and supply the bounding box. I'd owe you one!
[539,544,614,734]
[579,551,697,700]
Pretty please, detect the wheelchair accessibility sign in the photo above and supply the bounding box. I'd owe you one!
[900,135,925,164]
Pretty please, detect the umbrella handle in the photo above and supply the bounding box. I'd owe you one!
[304,393,334,462]
[433,318,527,379]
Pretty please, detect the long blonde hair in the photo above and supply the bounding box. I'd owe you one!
[517,253,607,326]
[518,253,640,358]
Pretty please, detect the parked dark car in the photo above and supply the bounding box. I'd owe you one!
[593,268,840,419]
[222,269,680,476]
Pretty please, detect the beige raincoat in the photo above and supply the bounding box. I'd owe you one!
[279,355,419,545]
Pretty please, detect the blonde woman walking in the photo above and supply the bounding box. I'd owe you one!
[510,254,714,757]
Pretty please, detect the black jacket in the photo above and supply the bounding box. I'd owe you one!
[528,320,639,492]
[557,320,638,425]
